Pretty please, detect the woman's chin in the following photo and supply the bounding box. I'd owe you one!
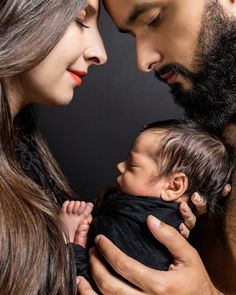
[43,93,74,107]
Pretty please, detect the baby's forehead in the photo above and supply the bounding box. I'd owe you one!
[131,129,166,153]
[136,129,167,142]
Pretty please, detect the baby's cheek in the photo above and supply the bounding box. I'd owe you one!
[119,177,131,193]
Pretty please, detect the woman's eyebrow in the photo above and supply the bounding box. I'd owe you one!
[126,2,161,25]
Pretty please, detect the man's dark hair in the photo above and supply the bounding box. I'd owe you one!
[143,119,235,215]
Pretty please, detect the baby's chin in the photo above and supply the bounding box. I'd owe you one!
[116,183,126,195]
[116,185,123,194]
[116,180,134,196]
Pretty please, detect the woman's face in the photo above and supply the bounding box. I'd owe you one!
[15,0,107,109]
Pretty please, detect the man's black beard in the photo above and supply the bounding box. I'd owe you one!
[155,1,236,133]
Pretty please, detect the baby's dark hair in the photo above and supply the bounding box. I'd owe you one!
[143,119,235,215]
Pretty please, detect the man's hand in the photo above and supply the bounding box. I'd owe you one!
[77,276,98,295]
[179,192,207,238]
[88,216,223,295]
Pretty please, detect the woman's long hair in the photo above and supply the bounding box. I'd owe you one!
[0,0,86,294]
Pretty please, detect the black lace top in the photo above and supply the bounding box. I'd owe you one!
[15,136,84,277]
[15,136,76,206]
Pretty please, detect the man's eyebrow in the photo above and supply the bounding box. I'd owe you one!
[126,2,160,25]
[86,4,97,16]
[85,3,102,19]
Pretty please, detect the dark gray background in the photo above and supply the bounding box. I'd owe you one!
[37,6,183,201]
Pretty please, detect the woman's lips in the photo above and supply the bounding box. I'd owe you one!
[68,70,87,86]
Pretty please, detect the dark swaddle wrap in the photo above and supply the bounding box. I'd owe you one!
[90,192,182,269]
[76,191,183,289]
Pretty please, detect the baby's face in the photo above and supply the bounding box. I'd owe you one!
[117,130,166,197]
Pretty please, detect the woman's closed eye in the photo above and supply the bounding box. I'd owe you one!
[75,18,90,29]
[148,12,162,28]
[75,9,89,29]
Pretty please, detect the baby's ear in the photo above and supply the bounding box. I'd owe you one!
[160,172,188,202]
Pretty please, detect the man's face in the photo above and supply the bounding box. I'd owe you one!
[104,0,205,88]
[104,0,236,131]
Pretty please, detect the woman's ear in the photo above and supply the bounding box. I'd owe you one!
[160,172,188,202]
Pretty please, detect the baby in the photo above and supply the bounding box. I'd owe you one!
[60,119,235,285]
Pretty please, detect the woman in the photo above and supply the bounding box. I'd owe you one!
[0,0,106,294]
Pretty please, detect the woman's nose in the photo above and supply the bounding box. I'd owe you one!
[84,38,107,66]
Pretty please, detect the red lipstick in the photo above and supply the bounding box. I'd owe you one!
[68,70,87,86]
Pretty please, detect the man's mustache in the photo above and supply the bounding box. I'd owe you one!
[155,63,195,83]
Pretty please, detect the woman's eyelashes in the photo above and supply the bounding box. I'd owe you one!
[75,18,90,29]
[148,13,162,28]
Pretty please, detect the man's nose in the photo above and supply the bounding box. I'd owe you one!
[136,39,162,72]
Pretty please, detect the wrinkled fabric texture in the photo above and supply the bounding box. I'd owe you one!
[89,192,183,269]
[15,136,82,275]
[76,191,183,292]
[15,136,74,206]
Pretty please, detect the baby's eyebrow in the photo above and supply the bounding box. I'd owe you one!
[128,151,137,161]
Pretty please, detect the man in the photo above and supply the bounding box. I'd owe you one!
[78,0,236,294]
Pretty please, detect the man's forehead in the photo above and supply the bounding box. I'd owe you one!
[103,0,162,26]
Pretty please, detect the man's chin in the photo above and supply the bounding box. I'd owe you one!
[170,83,193,106]
[172,88,236,132]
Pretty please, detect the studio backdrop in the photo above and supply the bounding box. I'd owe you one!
[37,6,183,201]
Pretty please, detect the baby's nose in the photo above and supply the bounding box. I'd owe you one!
[117,161,125,174]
